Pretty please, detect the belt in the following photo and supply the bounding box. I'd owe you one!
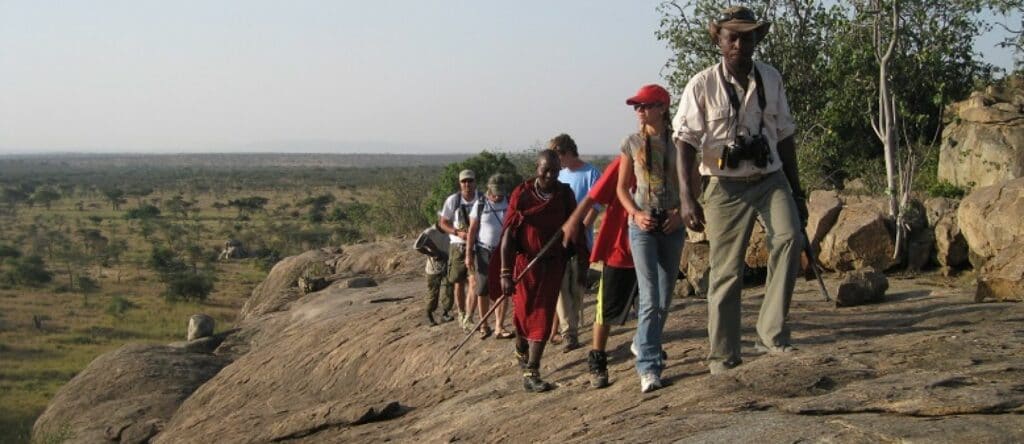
[713,171,772,183]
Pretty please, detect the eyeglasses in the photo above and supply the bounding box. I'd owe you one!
[715,9,756,24]
[633,103,662,111]
[460,179,475,183]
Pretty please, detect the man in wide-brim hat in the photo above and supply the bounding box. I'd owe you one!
[707,6,771,44]
[673,5,808,375]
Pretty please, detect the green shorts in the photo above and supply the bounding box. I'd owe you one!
[473,247,493,296]
[447,243,469,284]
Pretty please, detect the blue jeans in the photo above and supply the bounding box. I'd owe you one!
[629,224,685,376]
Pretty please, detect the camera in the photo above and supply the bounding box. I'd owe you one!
[649,208,668,232]
[718,135,773,169]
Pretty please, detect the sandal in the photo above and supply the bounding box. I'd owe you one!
[495,329,515,340]
[549,333,564,345]
[479,326,493,340]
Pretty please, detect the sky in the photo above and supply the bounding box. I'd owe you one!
[0,1,1019,156]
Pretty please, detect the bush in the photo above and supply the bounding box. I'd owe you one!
[164,272,215,302]
[0,244,21,259]
[106,295,136,317]
[927,180,968,199]
[2,255,53,286]
[125,204,161,219]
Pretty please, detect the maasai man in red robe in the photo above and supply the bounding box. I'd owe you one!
[494,149,588,392]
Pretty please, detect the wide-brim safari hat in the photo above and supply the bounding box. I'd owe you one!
[708,6,771,43]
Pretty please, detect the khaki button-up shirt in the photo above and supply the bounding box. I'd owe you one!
[673,60,797,178]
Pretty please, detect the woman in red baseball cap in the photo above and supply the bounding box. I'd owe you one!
[615,83,685,393]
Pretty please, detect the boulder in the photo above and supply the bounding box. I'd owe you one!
[806,190,842,252]
[32,344,228,444]
[834,267,889,307]
[938,77,1024,189]
[819,203,896,272]
[903,200,932,272]
[186,314,214,341]
[976,248,1024,302]
[238,248,342,321]
[958,177,1024,268]
[745,219,768,269]
[682,241,710,297]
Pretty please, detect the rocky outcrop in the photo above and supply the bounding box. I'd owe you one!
[806,190,842,253]
[938,76,1024,189]
[958,177,1024,267]
[32,344,229,444]
[238,248,342,321]
[187,314,214,341]
[819,202,896,272]
[926,198,969,273]
[976,248,1024,302]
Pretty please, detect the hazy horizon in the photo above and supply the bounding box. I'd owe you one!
[2,1,1019,156]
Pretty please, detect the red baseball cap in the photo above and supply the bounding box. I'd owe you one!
[626,84,670,106]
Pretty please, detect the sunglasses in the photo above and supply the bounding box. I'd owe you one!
[460,179,475,183]
[633,103,662,111]
[715,9,756,24]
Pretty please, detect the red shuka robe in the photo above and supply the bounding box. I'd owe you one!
[488,179,587,342]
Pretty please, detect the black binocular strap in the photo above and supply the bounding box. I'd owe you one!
[723,67,767,137]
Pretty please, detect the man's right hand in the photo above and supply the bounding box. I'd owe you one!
[679,196,706,232]
[501,275,515,296]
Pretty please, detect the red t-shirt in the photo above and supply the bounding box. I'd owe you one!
[588,157,634,268]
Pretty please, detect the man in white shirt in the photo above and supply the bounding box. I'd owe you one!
[673,6,809,375]
[438,169,481,329]
[466,174,512,339]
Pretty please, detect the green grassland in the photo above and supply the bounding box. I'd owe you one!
[0,154,448,443]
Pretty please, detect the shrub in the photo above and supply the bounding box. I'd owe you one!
[927,180,968,199]
[421,151,523,224]
[164,272,215,302]
[124,204,161,219]
[105,295,136,317]
[2,255,53,286]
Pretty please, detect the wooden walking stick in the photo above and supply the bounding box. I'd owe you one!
[802,229,831,303]
[443,232,564,367]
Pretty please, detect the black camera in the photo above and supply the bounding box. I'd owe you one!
[718,135,773,169]
[649,208,668,232]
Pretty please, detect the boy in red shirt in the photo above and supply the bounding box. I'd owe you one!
[562,156,635,388]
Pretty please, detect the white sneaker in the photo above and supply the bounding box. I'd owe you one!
[640,373,662,393]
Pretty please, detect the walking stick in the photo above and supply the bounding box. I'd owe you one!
[443,232,564,367]
[802,229,831,303]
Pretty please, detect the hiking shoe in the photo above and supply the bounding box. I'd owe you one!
[562,335,581,353]
[587,350,609,389]
[426,312,438,326]
[523,369,553,393]
[440,311,455,323]
[708,359,741,375]
[754,341,797,355]
[639,372,662,393]
[513,346,528,369]
[630,343,668,360]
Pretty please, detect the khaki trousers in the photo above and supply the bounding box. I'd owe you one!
[556,255,586,338]
[704,171,801,364]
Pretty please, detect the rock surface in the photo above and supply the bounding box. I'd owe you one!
[32,344,228,444]
[819,202,895,271]
[938,76,1024,189]
[976,248,1024,302]
[834,267,889,307]
[958,177,1024,267]
[187,314,214,341]
[38,244,1024,443]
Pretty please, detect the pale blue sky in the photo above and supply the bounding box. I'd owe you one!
[0,1,1019,155]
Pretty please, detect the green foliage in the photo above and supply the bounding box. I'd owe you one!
[29,187,61,209]
[422,151,523,223]
[124,204,161,219]
[163,271,215,302]
[2,255,53,286]
[927,180,968,199]
[227,196,269,216]
[106,295,136,317]
[0,244,20,259]
[657,0,1019,190]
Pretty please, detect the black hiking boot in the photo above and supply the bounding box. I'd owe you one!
[426,312,438,326]
[513,345,528,369]
[562,334,581,353]
[587,350,609,389]
[440,311,454,323]
[522,369,553,393]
